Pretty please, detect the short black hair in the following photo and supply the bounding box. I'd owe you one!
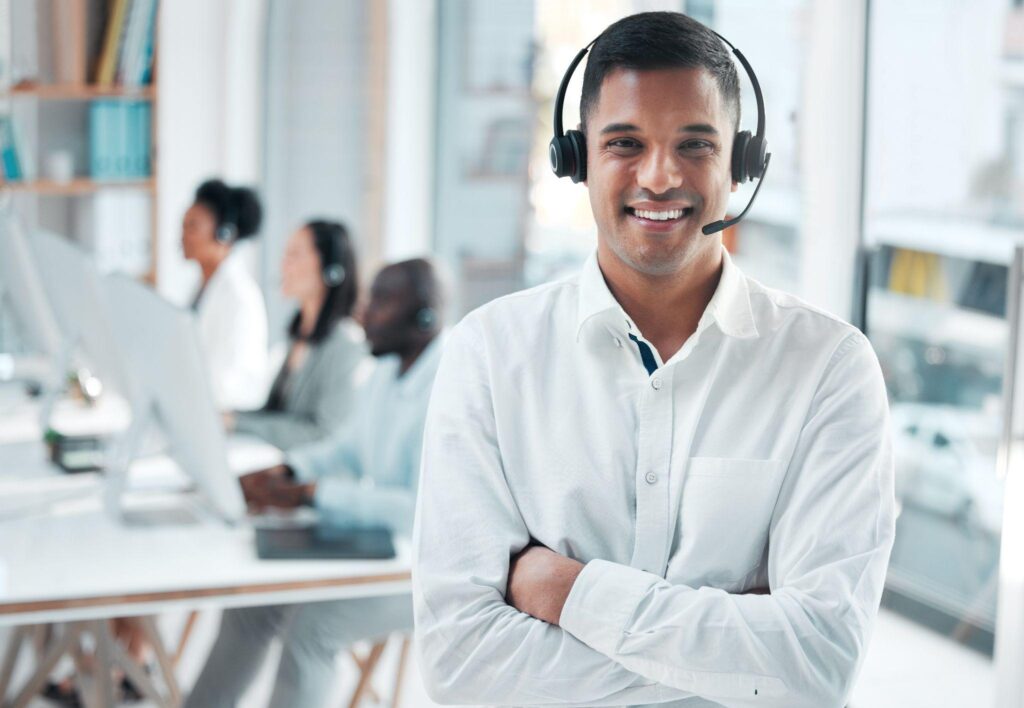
[579,12,740,133]
[287,219,359,343]
[194,179,263,240]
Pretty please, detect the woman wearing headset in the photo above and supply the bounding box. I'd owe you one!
[182,179,268,410]
[226,219,369,450]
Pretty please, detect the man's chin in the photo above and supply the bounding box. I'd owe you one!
[614,233,708,277]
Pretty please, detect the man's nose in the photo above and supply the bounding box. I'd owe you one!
[635,145,684,195]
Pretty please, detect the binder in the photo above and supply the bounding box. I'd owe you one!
[0,116,23,181]
[96,0,130,86]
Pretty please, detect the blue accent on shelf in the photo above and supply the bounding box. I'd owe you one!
[90,100,152,180]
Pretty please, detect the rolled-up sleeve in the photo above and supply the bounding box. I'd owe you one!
[558,332,896,707]
[286,421,361,484]
[413,318,690,706]
[314,422,423,535]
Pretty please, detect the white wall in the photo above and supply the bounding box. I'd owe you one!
[260,0,372,338]
[382,0,437,261]
[798,0,867,322]
[156,0,265,304]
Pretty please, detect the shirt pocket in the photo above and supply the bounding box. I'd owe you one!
[677,457,787,586]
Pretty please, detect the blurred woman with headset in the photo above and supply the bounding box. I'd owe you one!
[182,178,268,410]
[225,219,369,450]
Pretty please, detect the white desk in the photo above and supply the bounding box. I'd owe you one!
[0,393,412,707]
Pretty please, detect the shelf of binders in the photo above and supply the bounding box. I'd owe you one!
[0,178,155,195]
[1,82,156,101]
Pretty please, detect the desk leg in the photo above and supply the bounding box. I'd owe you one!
[348,641,387,708]
[392,635,411,708]
[0,626,28,702]
[8,623,82,708]
[138,615,181,706]
[91,621,117,708]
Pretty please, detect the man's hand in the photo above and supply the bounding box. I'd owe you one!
[239,465,315,511]
[506,545,584,626]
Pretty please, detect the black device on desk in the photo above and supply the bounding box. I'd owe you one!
[44,430,107,473]
[255,524,396,560]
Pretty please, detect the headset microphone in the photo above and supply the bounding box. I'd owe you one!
[701,153,771,236]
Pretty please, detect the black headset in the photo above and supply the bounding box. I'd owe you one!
[408,272,438,333]
[319,230,347,288]
[548,28,772,236]
[214,196,239,244]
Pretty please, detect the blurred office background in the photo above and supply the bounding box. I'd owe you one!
[2,0,1024,705]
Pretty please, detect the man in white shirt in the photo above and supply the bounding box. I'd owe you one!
[414,11,895,708]
[186,259,444,708]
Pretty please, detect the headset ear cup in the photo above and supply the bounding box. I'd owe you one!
[731,130,752,184]
[549,136,574,179]
[566,130,587,183]
[216,223,237,244]
[322,263,345,288]
[415,307,436,332]
[745,134,768,182]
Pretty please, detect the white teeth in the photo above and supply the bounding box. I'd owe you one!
[633,208,685,221]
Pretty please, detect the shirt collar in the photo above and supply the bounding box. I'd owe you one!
[383,332,445,396]
[575,246,758,342]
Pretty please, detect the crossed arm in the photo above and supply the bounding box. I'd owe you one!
[414,325,896,707]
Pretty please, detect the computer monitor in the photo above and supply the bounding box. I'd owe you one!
[101,273,246,524]
[0,215,64,386]
[28,228,134,409]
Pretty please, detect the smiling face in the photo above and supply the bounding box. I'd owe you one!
[585,66,738,279]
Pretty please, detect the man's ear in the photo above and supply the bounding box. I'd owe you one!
[731,180,739,193]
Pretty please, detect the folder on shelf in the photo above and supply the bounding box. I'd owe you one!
[77,191,152,277]
[115,101,130,178]
[90,101,112,179]
[119,0,158,87]
[95,0,130,86]
[140,102,151,176]
[139,2,158,85]
[0,115,23,181]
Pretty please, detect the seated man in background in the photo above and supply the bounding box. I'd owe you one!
[185,258,444,708]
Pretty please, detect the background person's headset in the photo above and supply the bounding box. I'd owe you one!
[320,229,347,288]
[214,197,239,244]
[548,28,772,236]
[408,273,438,333]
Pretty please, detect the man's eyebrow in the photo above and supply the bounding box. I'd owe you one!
[599,122,640,135]
[680,123,719,135]
[598,122,720,135]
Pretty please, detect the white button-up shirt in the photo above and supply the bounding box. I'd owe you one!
[194,247,268,411]
[414,247,895,708]
[287,336,444,535]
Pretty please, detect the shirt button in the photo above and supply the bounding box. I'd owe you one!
[651,377,662,390]
[645,472,658,484]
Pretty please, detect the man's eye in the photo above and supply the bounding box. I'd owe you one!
[607,138,641,152]
[680,140,714,154]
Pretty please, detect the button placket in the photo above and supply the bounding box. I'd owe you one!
[629,366,675,573]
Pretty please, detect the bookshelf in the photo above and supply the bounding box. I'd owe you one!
[2,81,156,100]
[0,0,160,283]
[2,177,155,195]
